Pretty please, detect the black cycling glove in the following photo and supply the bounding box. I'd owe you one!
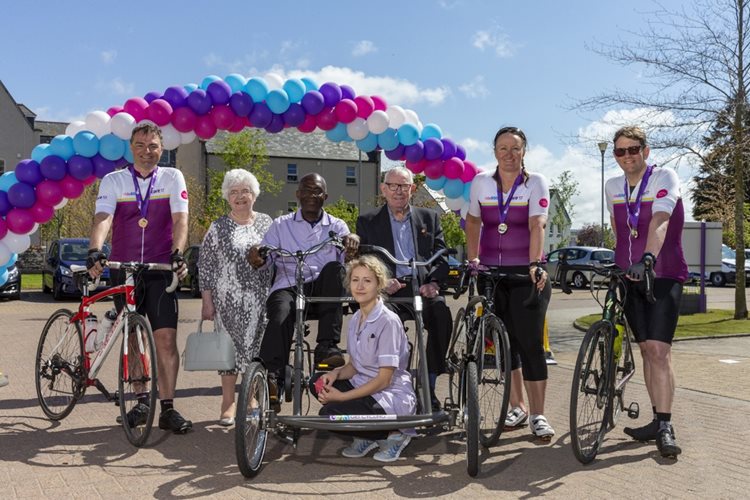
[170,249,186,274]
[86,248,106,270]
[626,253,656,281]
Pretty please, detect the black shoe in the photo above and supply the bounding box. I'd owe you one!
[624,419,659,441]
[116,403,150,428]
[314,344,345,369]
[430,391,441,411]
[656,425,682,458]
[158,408,193,434]
[268,377,281,413]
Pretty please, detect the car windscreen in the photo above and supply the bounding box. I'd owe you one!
[60,242,111,261]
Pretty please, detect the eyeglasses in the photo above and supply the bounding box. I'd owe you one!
[384,182,413,192]
[228,188,252,197]
[613,145,643,157]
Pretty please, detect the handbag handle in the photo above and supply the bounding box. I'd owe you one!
[198,314,225,335]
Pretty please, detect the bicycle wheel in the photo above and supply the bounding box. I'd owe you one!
[236,361,269,478]
[465,360,480,477]
[569,321,612,464]
[448,297,482,408]
[477,315,511,447]
[118,313,158,447]
[35,309,85,420]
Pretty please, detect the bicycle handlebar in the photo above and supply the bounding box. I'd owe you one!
[358,244,455,270]
[258,231,346,262]
[452,263,541,307]
[71,261,179,294]
[557,260,655,304]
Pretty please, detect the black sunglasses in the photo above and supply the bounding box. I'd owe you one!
[613,145,643,157]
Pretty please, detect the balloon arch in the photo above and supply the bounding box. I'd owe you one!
[0,73,478,285]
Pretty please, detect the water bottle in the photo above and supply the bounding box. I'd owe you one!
[96,308,117,350]
[613,322,625,362]
[84,315,99,353]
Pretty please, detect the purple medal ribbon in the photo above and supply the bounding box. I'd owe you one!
[130,166,158,223]
[496,174,524,233]
[623,165,653,238]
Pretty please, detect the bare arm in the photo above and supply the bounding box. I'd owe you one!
[89,212,113,251]
[645,211,670,257]
[528,214,548,290]
[318,366,395,404]
[171,212,188,253]
[465,213,482,261]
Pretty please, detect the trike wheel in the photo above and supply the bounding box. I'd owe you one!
[465,360,480,477]
[35,309,85,420]
[477,315,511,447]
[236,361,269,478]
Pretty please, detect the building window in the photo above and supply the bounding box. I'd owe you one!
[158,150,176,168]
[346,166,357,186]
[288,201,298,212]
[0,159,5,174]
[287,164,298,183]
[40,135,54,144]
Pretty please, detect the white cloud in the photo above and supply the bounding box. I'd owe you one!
[352,40,377,57]
[458,75,489,98]
[100,50,117,64]
[96,77,134,96]
[472,28,515,57]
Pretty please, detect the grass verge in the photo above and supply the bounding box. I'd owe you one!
[21,273,42,290]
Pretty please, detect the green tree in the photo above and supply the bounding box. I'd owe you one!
[441,211,466,250]
[39,182,101,246]
[324,197,359,233]
[576,223,614,249]
[550,170,580,249]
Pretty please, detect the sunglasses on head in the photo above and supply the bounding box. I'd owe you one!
[613,145,643,157]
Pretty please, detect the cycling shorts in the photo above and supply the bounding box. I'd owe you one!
[624,278,682,344]
[111,269,179,331]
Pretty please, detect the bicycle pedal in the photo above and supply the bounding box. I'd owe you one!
[627,402,640,419]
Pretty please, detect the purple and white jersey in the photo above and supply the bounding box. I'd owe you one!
[606,166,688,282]
[468,170,550,266]
[261,209,350,294]
[95,167,188,264]
[348,299,416,416]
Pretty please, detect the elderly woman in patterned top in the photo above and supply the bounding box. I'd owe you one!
[199,169,272,426]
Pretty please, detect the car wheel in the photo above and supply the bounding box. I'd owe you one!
[52,278,64,301]
[711,273,726,287]
[190,276,201,298]
[572,272,587,289]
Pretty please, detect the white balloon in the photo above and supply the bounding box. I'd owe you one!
[460,201,470,219]
[85,110,112,138]
[265,72,284,90]
[161,124,181,150]
[404,109,420,126]
[445,196,465,211]
[386,105,406,129]
[0,242,10,267]
[346,118,370,141]
[110,112,136,140]
[367,110,390,135]
[180,130,197,145]
[65,120,87,137]
[2,232,31,254]
[28,223,39,236]
[55,198,69,209]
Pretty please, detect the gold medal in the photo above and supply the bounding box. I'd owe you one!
[630,228,638,239]
[138,218,149,228]
[498,223,508,234]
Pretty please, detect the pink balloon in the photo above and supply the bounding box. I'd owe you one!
[354,96,374,119]
[35,179,64,206]
[6,208,35,234]
[0,218,7,240]
[461,160,478,182]
[107,106,124,117]
[315,107,338,131]
[195,114,218,140]
[423,159,444,179]
[405,159,426,174]
[82,174,97,186]
[29,200,55,224]
[146,99,173,126]
[371,95,387,111]
[444,158,465,179]
[297,114,317,133]
[123,97,149,123]
[228,115,246,133]
[60,176,85,199]
[171,106,198,133]
[334,99,358,124]
[210,105,236,130]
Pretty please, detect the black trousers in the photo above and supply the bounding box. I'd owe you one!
[259,261,345,376]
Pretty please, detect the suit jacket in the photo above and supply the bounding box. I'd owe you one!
[356,205,450,284]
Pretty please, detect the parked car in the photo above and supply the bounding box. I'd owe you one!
[42,239,110,300]
[547,246,614,289]
[0,263,21,300]
[706,244,750,287]
[439,255,462,295]
[179,245,201,297]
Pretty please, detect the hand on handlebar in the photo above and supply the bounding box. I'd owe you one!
[247,245,267,269]
[385,278,406,295]
[529,265,547,292]
[342,234,360,261]
[86,248,107,278]
[420,282,440,298]
[626,253,656,282]
[467,258,483,276]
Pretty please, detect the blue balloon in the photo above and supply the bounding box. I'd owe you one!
[397,124,420,146]
[266,89,291,114]
[73,131,100,158]
[244,78,269,102]
[356,133,379,152]
[301,77,319,91]
[283,79,307,103]
[0,171,18,191]
[463,182,472,201]
[0,269,7,287]
[421,123,443,141]
[425,176,447,191]
[224,73,247,93]
[49,135,75,160]
[123,146,134,163]
[31,143,53,163]
[325,123,349,142]
[184,83,199,93]
[443,179,464,199]
[200,74,221,90]
[99,134,126,161]
[5,253,17,267]
[377,128,400,151]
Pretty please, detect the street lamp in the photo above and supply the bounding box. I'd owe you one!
[598,141,608,247]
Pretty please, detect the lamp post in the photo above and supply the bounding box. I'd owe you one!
[598,141,608,247]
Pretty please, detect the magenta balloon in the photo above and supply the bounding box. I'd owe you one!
[229,92,254,117]
[405,160,426,174]
[92,154,116,178]
[265,114,285,133]
[228,115,247,133]
[371,95,387,111]
[0,218,6,240]
[334,99,358,124]
[443,157,465,179]
[35,179,64,206]
[146,99,173,126]
[455,144,467,161]
[423,137,444,161]
[340,84,356,100]
[163,86,189,108]
[207,80,232,105]
[81,174,97,186]
[461,160,479,182]
[384,144,405,161]
[210,105,235,130]
[315,107,338,131]
[29,200,55,224]
[423,159,444,179]
[404,141,425,163]
[40,155,67,181]
[282,103,306,127]
[14,159,43,185]
[187,89,213,115]
[440,138,457,160]
[354,96,374,119]
[194,114,218,140]
[67,155,95,180]
[7,182,36,208]
[59,175,85,199]
[107,106,124,117]
[6,208,35,234]
[301,91,325,115]
[171,106,198,133]
[123,97,149,122]
[319,82,343,107]
[249,102,273,129]
[144,91,162,103]
[297,114,317,133]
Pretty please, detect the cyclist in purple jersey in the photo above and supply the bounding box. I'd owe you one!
[605,126,685,458]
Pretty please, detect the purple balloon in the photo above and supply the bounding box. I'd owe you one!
[144,91,162,103]
[441,138,457,160]
[282,103,306,127]
[115,157,130,169]
[340,84,356,100]
[92,154,116,178]
[319,82,342,107]
[265,114,285,133]
[0,191,9,216]
[163,85,189,109]
[207,80,232,106]
[229,92,254,117]
[7,181,36,209]
[423,137,444,161]
[187,89,213,115]
[249,102,273,129]
[455,144,467,161]
[67,155,94,180]
[14,159,43,185]
[404,140,425,163]
[301,91,325,115]
[40,155,67,181]
[385,144,405,161]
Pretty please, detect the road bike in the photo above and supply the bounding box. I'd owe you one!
[35,261,177,447]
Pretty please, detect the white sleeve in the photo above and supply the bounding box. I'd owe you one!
[605,177,620,217]
[169,169,189,214]
[468,175,483,218]
[94,173,117,215]
[650,168,680,215]
[527,174,550,218]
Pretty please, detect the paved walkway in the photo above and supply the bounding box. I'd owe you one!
[0,290,748,498]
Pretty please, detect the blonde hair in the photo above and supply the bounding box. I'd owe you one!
[613,126,647,146]
[345,255,391,294]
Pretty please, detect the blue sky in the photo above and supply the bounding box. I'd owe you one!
[1,0,693,227]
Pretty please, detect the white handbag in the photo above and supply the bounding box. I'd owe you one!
[183,317,236,371]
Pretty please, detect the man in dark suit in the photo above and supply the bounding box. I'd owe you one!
[356,166,452,410]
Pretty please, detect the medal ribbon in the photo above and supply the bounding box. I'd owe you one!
[496,174,524,230]
[130,166,158,222]
[623,165,653,236]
